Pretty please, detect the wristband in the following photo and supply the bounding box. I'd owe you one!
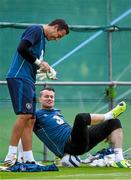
[34,59,42,66]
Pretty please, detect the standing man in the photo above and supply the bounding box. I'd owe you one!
[4,19,69,166]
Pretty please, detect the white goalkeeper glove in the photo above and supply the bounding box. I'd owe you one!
[46,68,57,80]
[36,72,47,81]
[37,68,57,81]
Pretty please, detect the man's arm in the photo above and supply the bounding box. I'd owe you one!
[17,39,36,64]
[17,39,50,72]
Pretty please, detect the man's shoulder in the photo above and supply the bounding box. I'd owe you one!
[27,25,43,30]
[23,25,43,36]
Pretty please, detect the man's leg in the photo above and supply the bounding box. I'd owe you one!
[10,114,33,146]
[21,118,35,163]
[109,128,123,149]
[5,78,36,166]
[109,128,130,168]
[88,118,130,168]
[4,114,32,166]
[64,101,126,155]
[108,128,124,161]
[90,101,126,124]
[17,139,23,163]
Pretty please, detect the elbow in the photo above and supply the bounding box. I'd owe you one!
[17,45,24,55]
[17,40,30,55]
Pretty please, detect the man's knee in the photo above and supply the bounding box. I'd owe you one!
[109,118,122,132]
[75,113,91,126]
[17,114,35,127]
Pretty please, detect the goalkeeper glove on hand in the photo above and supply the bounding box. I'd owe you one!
[37,68,57,81]
[36,71,47,81]
[35,59,51,73]
[46,68,57,80]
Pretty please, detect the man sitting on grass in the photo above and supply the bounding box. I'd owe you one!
[19,87,130,168]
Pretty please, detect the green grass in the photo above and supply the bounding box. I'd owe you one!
[0,165,131,179]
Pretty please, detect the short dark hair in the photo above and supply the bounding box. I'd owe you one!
[49,19,69,34]
[40,87,55,96]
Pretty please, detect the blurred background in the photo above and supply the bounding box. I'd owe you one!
[0,0,131,161]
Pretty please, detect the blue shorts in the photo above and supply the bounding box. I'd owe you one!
[7,78,36,115]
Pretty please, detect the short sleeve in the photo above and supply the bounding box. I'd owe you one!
[21,25,43,45]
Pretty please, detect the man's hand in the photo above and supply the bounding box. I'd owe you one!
[46,68,57,80]
[38,61,51,73]
[35,59,51,72]
[37,67,57,80]
[36,71,47,81]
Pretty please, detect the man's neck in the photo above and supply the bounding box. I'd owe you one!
[42,106,53,110]
[43,25,48,37]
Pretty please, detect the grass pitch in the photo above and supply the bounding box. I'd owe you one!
[0,164,131,179]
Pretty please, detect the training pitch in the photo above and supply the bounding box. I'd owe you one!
[0,164,131,179]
